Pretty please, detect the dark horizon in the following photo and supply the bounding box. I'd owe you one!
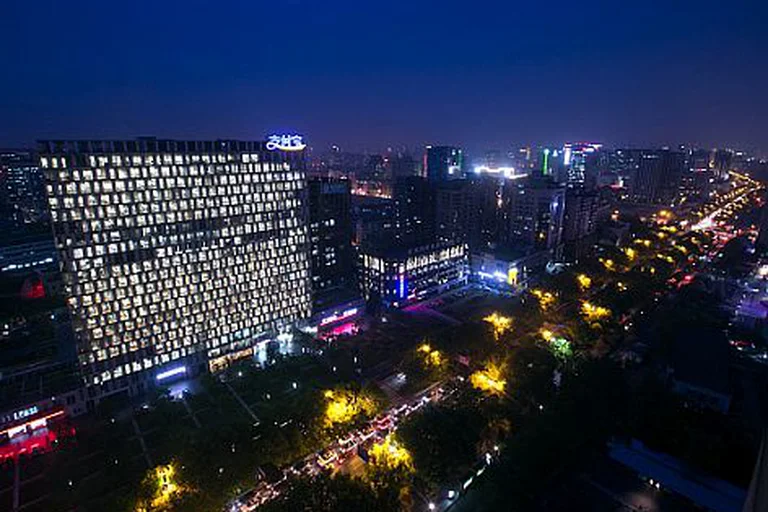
[2,0,767,155]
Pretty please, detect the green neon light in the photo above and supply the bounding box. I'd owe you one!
[542,150,549,175]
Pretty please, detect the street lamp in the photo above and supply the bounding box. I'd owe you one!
[428,503,436,511]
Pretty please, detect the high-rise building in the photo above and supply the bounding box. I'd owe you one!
[435,180,476,245]
[351,195,395,249]
[712,149,733,178]
[424,146,464,182]
[393,176,436,246]
[388,153,418,179]
[563,189,601,243]
[0,150,48,227]
[40,139,311,398]
[307,177,355,311]
[628,150,684,205]
[562,142,602,187]
[502,176,565,256]
[562,189,608,261]
[469,174,505,251]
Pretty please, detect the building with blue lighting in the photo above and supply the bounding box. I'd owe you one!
[358,241,468,308]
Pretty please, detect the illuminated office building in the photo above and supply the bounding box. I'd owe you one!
[40,139,311,397]
[563,142,602,187]
[359,241,468,308]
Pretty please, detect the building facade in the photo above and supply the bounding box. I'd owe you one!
[425,146,464,182]
[562,142,602,187]
[40,139,311,398]
[359,241,468,308]
[502,177,565,256]
[435,180,476,244]
[0,150,48,227]
[471,249,549,293]
[393,176,436,246]
[628,150,684,205]
[307,177,356,312]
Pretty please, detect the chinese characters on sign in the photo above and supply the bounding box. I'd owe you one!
[266,134,306,151]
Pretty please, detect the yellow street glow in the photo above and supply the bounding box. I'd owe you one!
[369,434,413,472]
[324,388,377,427]
[577,273,592,290]
[581,301,611,322]
[418,342,443,367]
[600,258,616,271]
[470,362,507,395]
[530,289,556,310]
[483,312,513,340]
[136,463,189,512]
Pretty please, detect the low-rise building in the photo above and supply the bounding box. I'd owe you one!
[470,248,550,293]
[359,241,468,308]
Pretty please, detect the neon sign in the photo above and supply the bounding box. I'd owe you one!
[319,308,359,326]
[156,366,187,381]
[266,134,306,152]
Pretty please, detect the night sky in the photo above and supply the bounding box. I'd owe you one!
[2,0,767,154]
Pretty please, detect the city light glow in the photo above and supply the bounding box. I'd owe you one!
[530,289,556,310]
[417,343,443,367]
[135,463,189,512]
[581,301,611,322]
[483,312,513,340]
[576,274,592,291]
[323,388,377,427]
[470,362,507,395]
[599,258,616,272]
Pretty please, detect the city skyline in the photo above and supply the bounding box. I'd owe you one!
[2,1,767,153]
[2,3,768,511]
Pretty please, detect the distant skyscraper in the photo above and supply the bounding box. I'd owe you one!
[435,180,476,244]
[629,150,684,205]
[562,189,608,261]
[351,195,395,249]
[0,150,48,227]
[425,146,464,182]
[712,149,733,178]
[40,139,311,397]
[388,153,418,179]
[308,177,355,311]
[502,176,565,256]
[562,142,602,187]
[393,176,436,246]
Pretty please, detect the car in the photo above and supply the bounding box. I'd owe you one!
[317,449,339,469]
[338,434,357,453]
[374,415,393,431]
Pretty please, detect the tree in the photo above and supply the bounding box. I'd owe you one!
[398,404,484,489]
[260,473,394,512]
